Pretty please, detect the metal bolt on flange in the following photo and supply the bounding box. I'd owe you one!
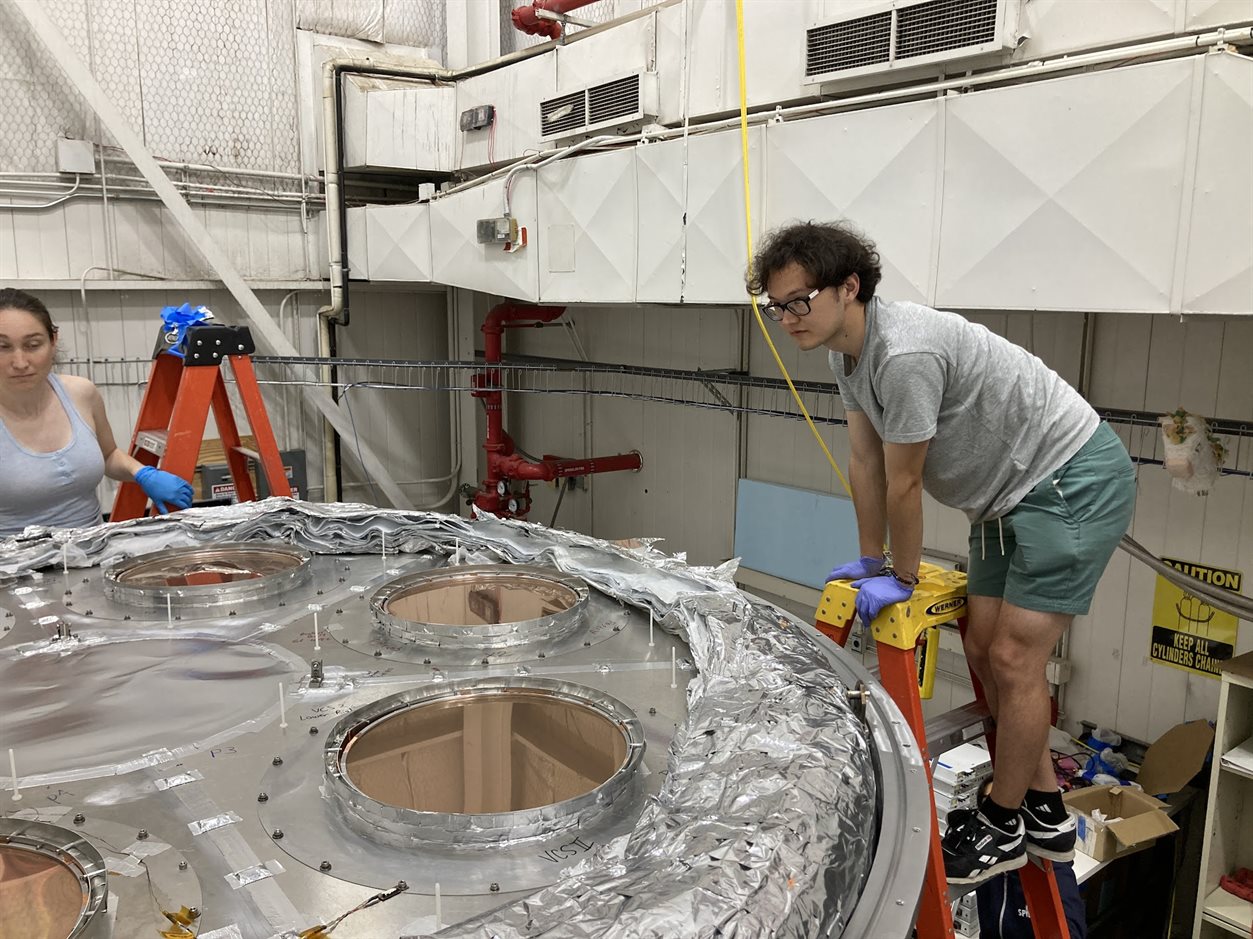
[320,861,332,872]
[374,650,382,657]
[178,860,189,871]
[272,756,283,766]
[258,792,269,803]
[648,707,657,716]
[271,829,284,840]
[309,726,319,736]
[489,882,500,893]
[136,829,149,840]
[73,813,85,825]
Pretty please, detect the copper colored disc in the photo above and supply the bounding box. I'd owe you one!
[0,844,86,939]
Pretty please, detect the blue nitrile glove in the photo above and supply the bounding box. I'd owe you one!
[826,556,885,582]
[158,302,213,358]
[851,574,914,624]
[135,466,194,514]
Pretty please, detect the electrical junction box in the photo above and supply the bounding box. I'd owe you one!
[459,104,495,132]
[476,216,518,245]
[55,137,95,175]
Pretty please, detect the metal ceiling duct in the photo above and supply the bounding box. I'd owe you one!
[103,542,312,610]
[370,564,588,648]
[325,678,646,846]
[0,818,109,939]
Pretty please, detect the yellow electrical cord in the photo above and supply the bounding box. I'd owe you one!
[733,0,852,498]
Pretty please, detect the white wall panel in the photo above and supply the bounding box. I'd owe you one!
[345,81,457,172]
[347,206,369,280]
[455,54,556,169]
[1185,0,1253,28]
[683,126,763,303]
[1016,0,1177,59]
[634,138,685,303]
[538,149,636,303]
[555,13,655,92]
[364,203,433,281]
[335,290,453,507]
[429,176,539,300]
[656,1,817,125]
[1182,52,1253,315]
[937,58,1195,312]
[764,100,940,304]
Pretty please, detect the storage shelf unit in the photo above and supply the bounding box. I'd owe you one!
[1194,651,1253,939]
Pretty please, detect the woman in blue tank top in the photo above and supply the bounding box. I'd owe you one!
[0,289,193,536]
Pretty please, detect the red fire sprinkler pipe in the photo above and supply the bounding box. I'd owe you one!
[472,302,642,519]
[511,0,601,40]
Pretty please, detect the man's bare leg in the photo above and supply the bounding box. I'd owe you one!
[963,596,1068,802]
[982,601,1072,811]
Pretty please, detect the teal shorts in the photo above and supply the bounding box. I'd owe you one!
[966,423,1136,616]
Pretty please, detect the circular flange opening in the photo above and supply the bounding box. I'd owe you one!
[326,679,644,846]
[103,542,312,609]
[0,819,107,939]
[370,565,588,649]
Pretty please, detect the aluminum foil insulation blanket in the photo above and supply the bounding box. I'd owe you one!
[2,500,878,936]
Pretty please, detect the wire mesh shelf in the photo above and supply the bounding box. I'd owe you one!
[60,354,1253,479]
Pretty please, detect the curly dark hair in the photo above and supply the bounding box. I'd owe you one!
[746,221,882,303]
[0,287,57,339]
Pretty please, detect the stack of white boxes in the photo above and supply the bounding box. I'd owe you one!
[934,739,993,833]
[935,740,994,937]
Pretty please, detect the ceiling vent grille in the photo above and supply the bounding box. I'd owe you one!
[588,74,642,125]
[896,0,999,59]
[806,11,892,77]
[804,0,1017,85]
[539,72,658,142]
[540,90,587,138]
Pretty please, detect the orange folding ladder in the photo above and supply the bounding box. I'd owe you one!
[111,323,291,521]
[816,564,1070,939]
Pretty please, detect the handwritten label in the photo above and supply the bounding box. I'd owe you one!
[538,835,594,864]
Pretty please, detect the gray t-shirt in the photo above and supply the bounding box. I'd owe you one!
[830,297,1098,523]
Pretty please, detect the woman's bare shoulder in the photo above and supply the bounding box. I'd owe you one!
[56,373,103,406]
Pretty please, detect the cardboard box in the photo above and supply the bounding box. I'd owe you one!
[1064,719,1214,862]
[1064,786,1179,862]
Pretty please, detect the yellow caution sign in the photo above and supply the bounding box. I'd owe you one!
[1150,558,1243,678]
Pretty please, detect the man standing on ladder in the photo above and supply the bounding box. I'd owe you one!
[747,221,1136,885]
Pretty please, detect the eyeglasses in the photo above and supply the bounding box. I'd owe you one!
[760,287,821,322]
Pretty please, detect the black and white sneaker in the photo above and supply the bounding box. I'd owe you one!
[942,809,1028,885]
[1021,800,1077,861]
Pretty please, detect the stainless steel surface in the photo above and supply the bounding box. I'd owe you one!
[326,678,647,849]
[0,502,929,938]
[370,565,589,650]
[0,636,304,787]
[103,542,313,611]
[332,581,631,668]
[0,818,109,939]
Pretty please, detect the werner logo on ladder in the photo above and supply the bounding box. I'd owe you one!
[111,304,291,522]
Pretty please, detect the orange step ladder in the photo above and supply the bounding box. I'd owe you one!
[816,565,1070,939]
[111,323,291,521]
